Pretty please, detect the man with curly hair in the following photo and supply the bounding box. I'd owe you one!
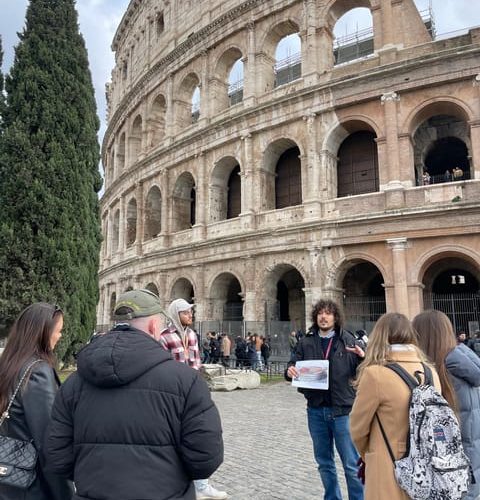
[286,299,365,500]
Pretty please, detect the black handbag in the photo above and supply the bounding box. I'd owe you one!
[0,359,42,489]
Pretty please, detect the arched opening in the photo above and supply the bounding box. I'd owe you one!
[126,199,137,247]
[176,73,201,129]
[171,278,194,303]
[210,157,242,222]
[342,261,386,332]
[275,146,302,209]
[212,48,244,112]
[424,137,469,182]
[337,131,379,197]
[227,165,241,219]
[144,186,162,240]
[172,172,196,232]
[333,7,374,65]
[264,264,306,358]
[148,94,166,147]
[117,133,125,172]
[129,115,142,166]
[265,265,305,326]
[112,209,120,252]
[410,103,472,185]
[145,282,159,297]
[413,114,471,184]
[210,273,244,321]
[423,256,480,334]
[274,33,301,87]
[191,86,200,123]
[228,58,244,106]
[263,138,302,210]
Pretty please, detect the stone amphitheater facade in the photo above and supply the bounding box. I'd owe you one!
[98,0,480,335]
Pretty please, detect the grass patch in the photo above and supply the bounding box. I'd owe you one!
[260,374,285,384]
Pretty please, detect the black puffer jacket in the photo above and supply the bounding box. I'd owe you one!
[287,327,362,415]
[45,325,224,500]
[0,361,73,500]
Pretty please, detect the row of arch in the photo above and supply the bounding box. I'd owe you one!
[106,2,392,182]
[103,252,480,335]
[107,104,473,252]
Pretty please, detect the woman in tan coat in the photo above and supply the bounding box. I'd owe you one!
[350,313,441,500]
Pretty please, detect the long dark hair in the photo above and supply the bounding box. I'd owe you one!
[413,310,458,413]
[0,303,63,413]
[310,299,344,330]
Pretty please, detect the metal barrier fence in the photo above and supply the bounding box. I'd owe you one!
[423,292,480,334]
[343,296,386,333]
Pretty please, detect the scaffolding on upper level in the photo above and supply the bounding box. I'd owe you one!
[333,1,435,66]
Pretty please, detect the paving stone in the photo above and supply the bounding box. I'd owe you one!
[208,382,350,499]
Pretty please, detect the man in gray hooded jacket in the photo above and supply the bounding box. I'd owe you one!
[159,298,228,500]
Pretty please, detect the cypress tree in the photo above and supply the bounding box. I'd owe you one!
[0,36,5,127]
[0,0,102,361]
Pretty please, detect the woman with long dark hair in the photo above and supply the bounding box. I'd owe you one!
[414,310,480,500]
[350,312,441,500]
[0,303,73,500]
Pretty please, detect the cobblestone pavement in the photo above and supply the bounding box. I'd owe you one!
[208,381,349,500]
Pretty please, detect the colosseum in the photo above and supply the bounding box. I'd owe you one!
[98,0,480,348]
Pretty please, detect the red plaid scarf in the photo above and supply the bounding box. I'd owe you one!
[158,325,201,370]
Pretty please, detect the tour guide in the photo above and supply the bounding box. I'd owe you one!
[286,299,365,500]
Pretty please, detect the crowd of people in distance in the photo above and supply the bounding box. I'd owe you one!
[201,330,271,370]
[1,291,480,500]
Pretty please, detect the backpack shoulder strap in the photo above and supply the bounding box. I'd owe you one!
[385,363,418,391]
[420,363,434,386]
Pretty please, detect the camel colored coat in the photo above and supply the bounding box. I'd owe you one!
[350,349,441,500]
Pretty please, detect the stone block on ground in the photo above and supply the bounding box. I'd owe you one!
[203,367,261,391]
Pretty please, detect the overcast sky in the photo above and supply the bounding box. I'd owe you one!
[1,0,479,148]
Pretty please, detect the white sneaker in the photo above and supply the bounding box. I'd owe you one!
[195,484,228,500]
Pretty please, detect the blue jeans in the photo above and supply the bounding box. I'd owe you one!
[307,407,363,500]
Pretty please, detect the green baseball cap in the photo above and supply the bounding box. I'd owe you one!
[113,289,163,320]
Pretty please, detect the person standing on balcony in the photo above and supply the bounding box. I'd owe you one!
[286,299,365,500]
[159,298,228,500]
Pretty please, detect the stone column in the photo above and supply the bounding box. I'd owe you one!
[303,112,321,219]
[243,22,257,107]
[160,169,170,247]
[301,0,319,84]
[103,211,111,266]
[470,74,480,180]
[199,51,210,125]
[408,282,425,319]
[387,237,410,317]
[316,26,334,75]
[240,133,256,229]
[319,150,337,200]
[135,181,144,256]
[119,195,126,257]
[380,91,401,186]
[255,52,275,95]
[193,268,206,323]
[241,256,257,323]
[192,152,206,240]
[165,74,175,141]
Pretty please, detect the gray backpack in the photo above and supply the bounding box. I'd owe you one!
[376,363,470,500]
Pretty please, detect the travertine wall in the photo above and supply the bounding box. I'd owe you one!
[98,0,480,329]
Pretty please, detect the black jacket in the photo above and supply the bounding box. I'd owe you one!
[287,327,362,415]
[0,361,74,500]
[45,325,224,500]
